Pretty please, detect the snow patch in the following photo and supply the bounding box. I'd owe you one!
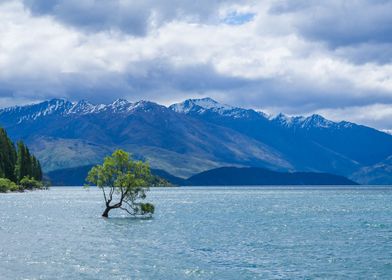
[170,97,264,119]
[381,129,392,135]
[273,113,337,129]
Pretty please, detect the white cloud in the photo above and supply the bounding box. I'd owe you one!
[0,0,391,129]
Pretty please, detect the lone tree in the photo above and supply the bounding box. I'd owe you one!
[86,150,155,218]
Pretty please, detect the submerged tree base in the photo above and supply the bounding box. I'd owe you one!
[101,202,155,218]
[102,207,111,218]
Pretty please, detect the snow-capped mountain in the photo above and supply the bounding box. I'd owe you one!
[68,100,98,114]
[170,98,353,130]
[170,98,359,132]
[170,97,268,119]
[0,96,350,130]
[0,97,391,184]
[0,99,73,125]
[271,113,353,130]
[170,97,235,114]
[169,98,392,183]
[0,98,153,126]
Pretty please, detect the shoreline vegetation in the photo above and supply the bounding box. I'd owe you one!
[0,127,46,193]
[0,177,48,193]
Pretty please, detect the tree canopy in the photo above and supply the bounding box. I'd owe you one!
[0,128,17,181]
[0,127,44,192]
[0,128,43,183]
[14,141,42,182]
[86,150,155,218]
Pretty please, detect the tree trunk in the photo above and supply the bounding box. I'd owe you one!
[102,206,111,218]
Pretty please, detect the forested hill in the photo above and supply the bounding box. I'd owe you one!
[47,165,357,186]
[184,167,358,186]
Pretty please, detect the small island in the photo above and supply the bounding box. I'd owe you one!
[0,128,45,192]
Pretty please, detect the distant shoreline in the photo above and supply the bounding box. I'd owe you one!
[47,165,358,187]
[47,185,392,190]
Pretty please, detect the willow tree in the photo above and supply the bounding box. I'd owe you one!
[86,150,155,218]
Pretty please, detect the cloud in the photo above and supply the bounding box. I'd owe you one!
[265,0,392,65]
[314,104,392,130]
[334,43,392,65]
[0,0,391,130]
[269,0,392,47]
[21,0,238,36]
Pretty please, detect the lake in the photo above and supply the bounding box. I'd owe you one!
[1,186,392,279]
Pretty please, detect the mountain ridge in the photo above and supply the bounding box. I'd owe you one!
[1,97,391,184]
[0,97,386,134]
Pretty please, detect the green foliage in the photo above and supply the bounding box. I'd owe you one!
[15,141,38,182]
[140,203,155,215]
[86,150,155,217]
[0,176,45,193]
[0,128,17,182]
[19,176,44,190]
[0,178,19,193]
[149,175,173,187]
[0,127,44,192]
[31,157,43,181]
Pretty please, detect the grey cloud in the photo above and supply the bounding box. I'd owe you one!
[23,0,150,36]
[269,0,392,47]
[126,62,249,92]
[0,61,250,104]
[2,58,391,114]
[334,43,392,65]
[222,78,392,114]
[22,0,236,36]
[1,59,392,130]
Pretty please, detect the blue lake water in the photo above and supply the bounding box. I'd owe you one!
[1,186,392,279]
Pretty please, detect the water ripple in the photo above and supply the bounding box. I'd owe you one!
[0,187,392,279]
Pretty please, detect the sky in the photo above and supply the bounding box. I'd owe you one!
[0,0,391,130]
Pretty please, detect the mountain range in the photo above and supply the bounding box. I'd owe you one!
[0,97,391,184]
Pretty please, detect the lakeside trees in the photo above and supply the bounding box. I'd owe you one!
[15,141,43,182]
[0,127,44,192]
[86,150,155,218]
[0,128,16,181]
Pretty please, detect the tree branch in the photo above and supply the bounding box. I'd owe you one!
[101,186,108,203]
[119,206,136,216]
